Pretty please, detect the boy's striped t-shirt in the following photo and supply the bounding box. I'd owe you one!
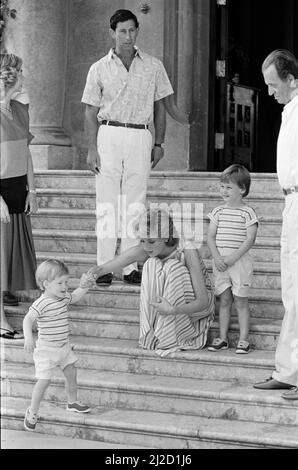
[28,292,72,347]
[207,205,258,252]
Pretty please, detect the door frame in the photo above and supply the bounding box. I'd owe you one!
[208,0,229,171]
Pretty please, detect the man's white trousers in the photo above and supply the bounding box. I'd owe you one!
[272,193,298,386]
[95,125,152,275]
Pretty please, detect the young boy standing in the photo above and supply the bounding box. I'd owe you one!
[207,164,258,354]
[23,259,96,431]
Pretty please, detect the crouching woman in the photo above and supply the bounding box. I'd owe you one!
[92,209,215,356]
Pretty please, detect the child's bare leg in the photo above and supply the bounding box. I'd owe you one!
[219,288,233,341]
[234,295,250,341]
[63,363,77,403]
[30,379,51,414]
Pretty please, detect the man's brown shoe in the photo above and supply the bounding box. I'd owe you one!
[253,378,293,390]
[281,387,298,400]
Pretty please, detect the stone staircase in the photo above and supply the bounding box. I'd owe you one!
[1,170,298,449]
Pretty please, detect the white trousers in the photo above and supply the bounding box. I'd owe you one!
[95,125,152,275]
[272,193,298,386]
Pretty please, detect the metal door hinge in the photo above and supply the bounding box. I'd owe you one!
[215,133,225,150]
[216,60,226,78]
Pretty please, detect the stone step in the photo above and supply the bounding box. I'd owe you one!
[1,428,146,449]
[35,251,282,291]
[209,322,281,351]
[32,228,281,263]
[149,192,284,217]
[31,209,96,232]
[31,208,282,239]
[33,233,280,263]
[34,170,281,194]
[2,396,297,448]
[14,278,284,318]
[149,172,281,194]
[5,302,282,351]
[32,208,96,232]
[34,188,284,217]
[1,335,275,383]
[2,363,297,427]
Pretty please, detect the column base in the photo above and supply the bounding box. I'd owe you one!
[30,145,74,170]
[30,127,72,146]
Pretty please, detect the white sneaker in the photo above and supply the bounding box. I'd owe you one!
[236,340,250,354]
[24,407,38,431]
[66,402,91,413]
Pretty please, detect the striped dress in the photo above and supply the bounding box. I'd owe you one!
[139,247,215,356]
[0,100,37,291]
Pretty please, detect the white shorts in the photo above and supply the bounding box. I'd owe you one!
[213,253,253,298]
[33,343,78,380]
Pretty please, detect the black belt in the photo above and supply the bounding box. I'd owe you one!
[283,186,298,196]
[101,120,148,130]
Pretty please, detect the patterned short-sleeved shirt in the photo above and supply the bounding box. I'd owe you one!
[208,205,258,252]
[27,292,72,347]
[81,47,174,124]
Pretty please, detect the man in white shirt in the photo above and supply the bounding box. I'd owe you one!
[82,9,173,286]
[254,50,298,400]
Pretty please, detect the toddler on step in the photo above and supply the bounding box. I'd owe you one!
[23,259,96,431]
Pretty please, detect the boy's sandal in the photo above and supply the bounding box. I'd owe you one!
[236,340,250,354]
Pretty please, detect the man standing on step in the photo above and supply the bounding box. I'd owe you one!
[254,50,298,400]
[82,9,173,286]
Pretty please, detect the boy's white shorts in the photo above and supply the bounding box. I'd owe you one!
[213,253,253,298]
[33,343,78,380]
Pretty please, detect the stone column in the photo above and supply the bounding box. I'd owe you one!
[164,0,212,170]
[5,0,73,169]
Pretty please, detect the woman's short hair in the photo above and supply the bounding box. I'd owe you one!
[110,9,139,31]
[137,208,179,247]
[0,53,22,71]
[0,53,22,89]
[262,49,298,80]
[35,259,69,290]
[220,164,251,197]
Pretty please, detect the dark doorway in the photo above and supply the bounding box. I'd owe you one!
[228,0,298,172]
[211,0,298,172]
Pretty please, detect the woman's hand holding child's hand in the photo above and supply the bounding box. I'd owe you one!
[151,296,175,315]
[79,270,97,289]
[88,266,104,281]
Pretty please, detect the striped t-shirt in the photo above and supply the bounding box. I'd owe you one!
[207,205,258,253]
[28,292,72,347]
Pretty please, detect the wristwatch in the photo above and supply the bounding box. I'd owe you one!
[155,143,164,148]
